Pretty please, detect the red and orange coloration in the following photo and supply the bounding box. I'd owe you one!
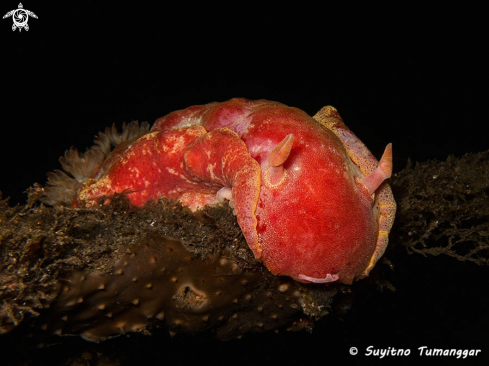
[48,99,396,285]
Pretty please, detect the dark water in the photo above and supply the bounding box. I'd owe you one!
[1,3,488,365]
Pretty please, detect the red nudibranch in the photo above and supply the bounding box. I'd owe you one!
[46,99,396,285]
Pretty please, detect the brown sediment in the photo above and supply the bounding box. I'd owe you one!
[0,187,337,341]
[390,151,489,264]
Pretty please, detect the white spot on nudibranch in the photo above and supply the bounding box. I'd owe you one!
[166,167,179,175]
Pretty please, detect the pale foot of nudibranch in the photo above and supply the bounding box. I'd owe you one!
[297,273,339,283]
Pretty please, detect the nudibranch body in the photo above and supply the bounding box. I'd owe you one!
[45,99,396,284]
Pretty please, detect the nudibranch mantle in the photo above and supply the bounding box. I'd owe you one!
[45,98,396,285]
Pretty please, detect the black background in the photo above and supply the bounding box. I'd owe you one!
[1,2,488,365]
